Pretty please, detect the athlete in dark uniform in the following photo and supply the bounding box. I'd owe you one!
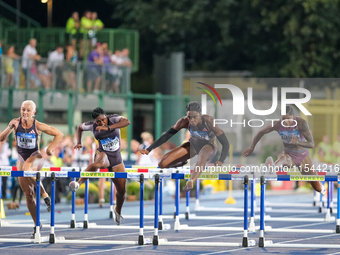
[69,107,130,225]
[242,106,325,194]
[139,102,230,191]
[0,100,63,238]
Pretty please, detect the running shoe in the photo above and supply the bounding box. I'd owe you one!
[31,223,43,239]
[44,197,51,212]
[99,198,105,208]
[114,208,124,226]
[183,179,194,192]
[69,181,80,192]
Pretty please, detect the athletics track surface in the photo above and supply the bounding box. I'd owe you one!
[0,190,339,255]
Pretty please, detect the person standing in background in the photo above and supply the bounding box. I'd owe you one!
[21,39,41,88]
[79,11,93,58]
[137,132,154,165]
[66,12,80,48]
[0,140,11,199]
[317,135,336,164]
[333,134,340,164]
[4,46,19,87]
[90,12,104,47]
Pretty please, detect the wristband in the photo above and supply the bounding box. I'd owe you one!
[107,125,111,131]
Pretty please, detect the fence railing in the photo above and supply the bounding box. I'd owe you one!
[0,88,190,160]
[2,28,139,72]
[0,56,131,94]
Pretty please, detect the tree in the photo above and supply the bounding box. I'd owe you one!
[107,0,340,78]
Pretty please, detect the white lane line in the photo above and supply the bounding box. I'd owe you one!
[0,243,35,250]
[68,246,140,255]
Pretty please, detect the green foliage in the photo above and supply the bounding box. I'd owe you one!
[106,0,340,78]
[66,182,99,203]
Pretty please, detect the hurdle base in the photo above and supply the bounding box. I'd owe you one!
[330,208,333,214]
[70,220,75,228]
[49,233,55,243]
[185,212,189,220]
[83,220,88,229]
[259,237,265,247]
[336,225,340,233]
[138,235,144,245]
[153,235,159,245]
[110,211,113,219]
[174,212,176,219]
[242,237,248,247]
[319,207,322,213]
[158,221,163,230]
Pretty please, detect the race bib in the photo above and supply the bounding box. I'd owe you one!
[100,137,119,152]
[17,132,36,149]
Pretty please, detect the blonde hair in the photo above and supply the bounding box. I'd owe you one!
[21,100,36,113]
[141,132,153,142]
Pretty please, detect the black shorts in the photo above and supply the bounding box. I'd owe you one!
[87,68,101,81]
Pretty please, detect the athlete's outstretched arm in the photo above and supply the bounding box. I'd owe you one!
[291,119,314,148]
[242,121,279,157]
[0,118,19,142]
[37,122,64,156]
[96,117,130,132]
[139,117,189,155]
[205,116,229,166]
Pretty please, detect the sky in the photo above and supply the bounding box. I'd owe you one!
[1,0,118,28]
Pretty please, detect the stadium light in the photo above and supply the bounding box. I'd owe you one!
[41,0,52,27]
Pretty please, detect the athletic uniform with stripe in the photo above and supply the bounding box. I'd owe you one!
[15,118,40,164]
[188,115,217,154]
[81,114,123,168]
[278,116,309,166]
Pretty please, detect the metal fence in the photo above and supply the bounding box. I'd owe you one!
[0,56,131,94]
[2,28,139,72]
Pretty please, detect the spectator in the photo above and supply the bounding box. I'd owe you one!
[137,132,155,165]
[62,135,75,167]
[130,139,140,161]
[21,39,41,87]
[4,45,19,87]
[333,134,340,163]
[50,146,65,203]
[79,10,93,58]
[120,48,133,67]
[317,135,335,164]
[36,61,52,89]
[0,140,11,199]
[0,40,2,57]
[109,50,122,93]
[47,45,64,90]
[101,43,116,93]
[63,45,77,91]
[87,44,103,93]
[90,12,104,47]
[66,12,80,48]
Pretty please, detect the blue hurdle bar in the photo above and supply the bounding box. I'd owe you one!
[158,178,163,230]
[337,181,340,233]
[259,176,265,247]
[186,179,190,219]
[71,171,76,228]
[110,181,115,219]
[49,173,56,243]
[174,177,180,230]
[153,174,160,245]
[83,179,89,228]
[242,175,249,247]
[195,179,200,209]
[34,172,41,240]
[138,174,145,245]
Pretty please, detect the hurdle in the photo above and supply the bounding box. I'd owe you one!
[152,173,256,247]
[259,174,340,248]
[0,172,63,244]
